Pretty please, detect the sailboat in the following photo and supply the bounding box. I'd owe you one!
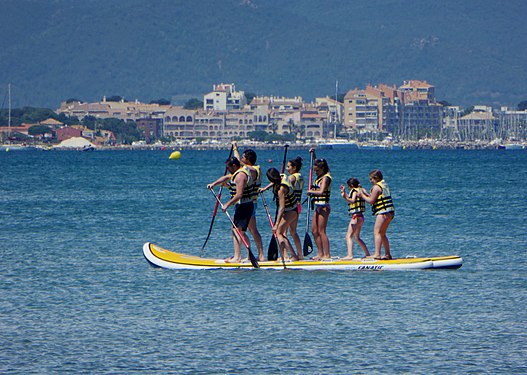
[1,83,30,151]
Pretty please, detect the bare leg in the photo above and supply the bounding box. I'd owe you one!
[369,213,393,259]
[226,227,248,263]
[353,217,370,257]
[343,220,354,259]
[277,211,298,260]
[314,206,331,259]
[288,211,303,259]
[248,216,265,261]
[311,211,323,260]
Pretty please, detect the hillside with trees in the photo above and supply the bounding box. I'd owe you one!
[1,0,526,109]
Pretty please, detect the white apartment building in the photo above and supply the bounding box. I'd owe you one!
[203,83,247,111]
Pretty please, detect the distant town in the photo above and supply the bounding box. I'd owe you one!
[1,80,526,150]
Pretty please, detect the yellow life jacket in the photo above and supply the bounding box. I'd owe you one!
[371,180,395,215]
[229,167,252,204]
[290,172,304,204]
[247,165,261,202]
[275,174,297,211]
[348,188,366,215]
[311,173,332,206]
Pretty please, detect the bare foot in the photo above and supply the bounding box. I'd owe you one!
[225,257,241,263]
[381,255,392,260]
[342,255,354,260]
[310,256,321,261]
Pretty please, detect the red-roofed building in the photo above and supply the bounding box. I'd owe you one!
[55,126,82,142]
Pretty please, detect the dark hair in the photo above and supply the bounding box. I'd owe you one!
[266,167,281,184]
[347,177,360,188]
[225,156,241,167]
[314,158,329,174]
[289,156,303,172]
[243,149,257,164]
[369,169,383,182]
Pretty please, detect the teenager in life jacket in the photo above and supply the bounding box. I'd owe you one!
[233,142,265,261]
[285,156,305,259]
[340,177,370,259]
[359,169,395,260]
[306,149,332,260]
[266,168,299,261]
[208,156,253,263]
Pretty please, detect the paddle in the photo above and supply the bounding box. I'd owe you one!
[268,144,289,260]
[302,150,315,256]
[200,145,234,256]
[209,187,259,268]
[260,192,286,269]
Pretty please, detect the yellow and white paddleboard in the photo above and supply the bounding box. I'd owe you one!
[143,242,463,271]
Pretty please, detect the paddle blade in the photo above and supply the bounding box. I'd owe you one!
[248,249,260,268]
[267,236,279,261]
[303,233,314,256]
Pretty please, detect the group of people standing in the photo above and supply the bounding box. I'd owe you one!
[207,143,395,263]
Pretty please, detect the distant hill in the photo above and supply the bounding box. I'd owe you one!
[1,0,526,109]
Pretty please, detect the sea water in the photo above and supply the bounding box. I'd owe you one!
[0,148,526,374]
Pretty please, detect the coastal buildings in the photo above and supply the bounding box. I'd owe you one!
[57,97,169,121]
[42,81,527,145]
[342,80,442,140]
[204,83,247,111]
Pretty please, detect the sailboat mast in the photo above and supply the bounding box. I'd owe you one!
[334,79,338,139]
[8,83,11,138]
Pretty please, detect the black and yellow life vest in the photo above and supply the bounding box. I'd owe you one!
[229,167,252,204]
[290,172,304,204]
[347,188,366,215]
[311,173,332,206]
[371,180,395,215]
[275,174,298,211]
[247,165,262,202]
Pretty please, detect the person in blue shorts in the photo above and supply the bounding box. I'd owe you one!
[208,157,254,263]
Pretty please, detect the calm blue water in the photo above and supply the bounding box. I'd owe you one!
[1,148,526,374]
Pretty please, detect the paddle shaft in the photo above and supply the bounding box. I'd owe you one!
[305,150,315,233]
[260,192,286,268]
[209,187,259,268]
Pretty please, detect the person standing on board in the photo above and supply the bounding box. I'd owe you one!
[232,142,265,261]
[207,156,253,263]
[340,177,370,259]
[285,156,305,259]
[266,168,299,261]
[358,169,395,260]
[306,149,332,260]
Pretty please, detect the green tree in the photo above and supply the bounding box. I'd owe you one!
[183,98,203,109]
[28,125,52,136]
[248,130,268,142]
[105,95,125,102]
[150,98,171,105]
[82,115,97,130]
[245,92,257,104]
[98,118,140,144]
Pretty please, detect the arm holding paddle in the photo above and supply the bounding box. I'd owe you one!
[207,174,231,189]
[222,171,247,211]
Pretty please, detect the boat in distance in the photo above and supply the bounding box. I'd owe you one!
[143,242,463,270]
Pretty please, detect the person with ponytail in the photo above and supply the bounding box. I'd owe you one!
[306,149,332,260]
